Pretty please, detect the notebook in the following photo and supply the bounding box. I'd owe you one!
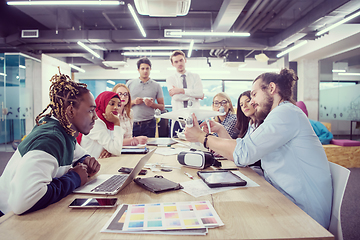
[73,148,156,195]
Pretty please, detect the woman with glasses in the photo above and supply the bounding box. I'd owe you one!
[212,92,239,139]
[112,83,147,146]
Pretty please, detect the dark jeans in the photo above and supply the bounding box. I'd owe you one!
[133,118,156,138]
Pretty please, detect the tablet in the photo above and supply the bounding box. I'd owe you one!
[197,170,247,188]
[121,147,149,154]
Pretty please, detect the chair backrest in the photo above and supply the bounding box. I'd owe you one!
[328,162,350,240]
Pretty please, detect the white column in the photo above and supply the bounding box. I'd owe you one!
[297,59,319,120]
[25,59,41,135]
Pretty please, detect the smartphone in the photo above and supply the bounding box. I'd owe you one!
[69,198,117,208]
[118,167,147,175]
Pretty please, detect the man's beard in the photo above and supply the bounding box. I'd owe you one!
[254,93,273,122]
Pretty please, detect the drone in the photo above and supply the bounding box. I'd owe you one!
[154,100,226,147]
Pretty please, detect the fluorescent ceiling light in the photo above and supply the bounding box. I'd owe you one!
[107,80,116,85]
[122,51,172,56]
[123,46,188,50]
[0,73,7,76]
[276,41,308,58]
[77,41,101,59]
[19,65,26,69]
[128,3,146,38]
[7,1,123,5]
[332,69,346,73]
[187,40,194,58]
[69,64,85,73]
[169,31,250,37]
[316,10,360,36]
[338,72,360,76]
[238,68,280,72]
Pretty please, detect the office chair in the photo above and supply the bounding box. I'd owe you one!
[328,162,350,240]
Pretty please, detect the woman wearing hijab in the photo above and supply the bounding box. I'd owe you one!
[79,91,125,159]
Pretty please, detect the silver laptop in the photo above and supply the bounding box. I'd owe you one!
[73,148,156,195]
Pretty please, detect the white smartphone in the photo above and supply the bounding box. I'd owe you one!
[68,198,118,208]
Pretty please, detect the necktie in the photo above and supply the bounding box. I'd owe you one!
[181,74,188,108]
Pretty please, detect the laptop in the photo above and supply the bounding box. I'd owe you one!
[73,148,156,195]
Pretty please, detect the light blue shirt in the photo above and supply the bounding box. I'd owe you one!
[233,102,333,229]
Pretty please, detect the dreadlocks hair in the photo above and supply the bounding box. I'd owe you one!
[35,68,89,136]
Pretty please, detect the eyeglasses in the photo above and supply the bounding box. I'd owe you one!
[118,92,129,97]
[213,100,228,107]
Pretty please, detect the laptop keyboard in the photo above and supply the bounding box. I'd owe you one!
[91,175,128,193]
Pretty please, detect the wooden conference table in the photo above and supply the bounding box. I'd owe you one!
[0,143,333,240]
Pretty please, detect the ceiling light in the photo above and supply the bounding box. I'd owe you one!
[77,41,101,59]
[7,1,123,5]
[168,31,250,37]
[254,53,269,62]
[316,10,360,36]
[69,64,85,73]
[276,41,308,58]
[128,3,146,38]
[122,51,172,56]
[187,40,194,58]
[107,80,116,85]
[123,46,189,50]
[0,73,7,76]
[332,69,346,73]
[338,72,360,76]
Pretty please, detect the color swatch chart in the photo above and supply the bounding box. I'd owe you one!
[122,201,224,231]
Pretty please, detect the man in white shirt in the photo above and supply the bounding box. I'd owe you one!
[166,50,204,135]
[184,68,333,229]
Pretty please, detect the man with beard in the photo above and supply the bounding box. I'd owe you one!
[184,68,333,229]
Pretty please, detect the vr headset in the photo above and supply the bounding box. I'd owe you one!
[177,149,221,169]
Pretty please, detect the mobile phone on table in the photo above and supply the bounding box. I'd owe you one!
[69,198,117,208]
[118,167,147,175]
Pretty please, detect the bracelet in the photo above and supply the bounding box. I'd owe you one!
[203,133,212,149]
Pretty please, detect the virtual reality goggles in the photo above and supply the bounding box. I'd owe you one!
[177,150,221,169]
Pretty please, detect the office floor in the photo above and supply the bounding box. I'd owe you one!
[0,150,359,240]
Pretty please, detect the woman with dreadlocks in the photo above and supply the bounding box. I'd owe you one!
[79,91,125,159]
[0,70,100,216]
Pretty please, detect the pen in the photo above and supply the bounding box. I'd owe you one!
[184,172,194,179]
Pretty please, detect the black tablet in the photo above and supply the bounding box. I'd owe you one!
[197,170,247,188]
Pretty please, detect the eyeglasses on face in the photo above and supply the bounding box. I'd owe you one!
[213,100,228,107]
[118,92,129,97]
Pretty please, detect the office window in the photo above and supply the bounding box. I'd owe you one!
[224,81,253,107]
[319,82,356,90]
[200,80,223,107]
[80,79,126,99]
